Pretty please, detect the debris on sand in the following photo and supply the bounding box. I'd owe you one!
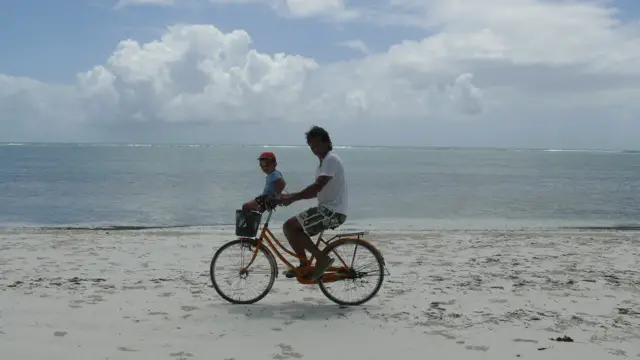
[550,335,574,342]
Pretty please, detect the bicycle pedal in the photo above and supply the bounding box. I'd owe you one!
[283,270,296,278]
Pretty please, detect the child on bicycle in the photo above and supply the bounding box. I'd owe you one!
[242,151,286,213]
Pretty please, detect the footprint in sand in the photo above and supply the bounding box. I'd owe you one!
[607,349,627,357]
[122,316,149,324]
[97,284,117,295]
[489,298,508,304]
[149,311,169,316]
[84,294,104,304]
[301,297,326,305]
[465,345,490,352]
[272,343,303,359]
[122,284,146,290]
[427,330,456,340]
[170,351,194,359]
[513,338,538,344]
[118,347,138,352]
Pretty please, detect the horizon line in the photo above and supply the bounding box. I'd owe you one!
[0,141,637,152]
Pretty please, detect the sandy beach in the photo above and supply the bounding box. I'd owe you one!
[1,226,639,359]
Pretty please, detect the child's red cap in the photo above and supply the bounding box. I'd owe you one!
[258,151,276,161]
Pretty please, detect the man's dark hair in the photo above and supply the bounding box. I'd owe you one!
[305,125,332,151]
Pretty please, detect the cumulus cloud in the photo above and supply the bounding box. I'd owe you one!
[0,0,639,148]
[448,73,482,115]
[76,25,324,124]
[0,23,482,128]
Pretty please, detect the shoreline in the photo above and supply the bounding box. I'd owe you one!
[1,222,640,232]
[0,213,640,232]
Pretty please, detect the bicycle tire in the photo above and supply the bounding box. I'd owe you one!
[318,238,385,306]
[210,238,277,305]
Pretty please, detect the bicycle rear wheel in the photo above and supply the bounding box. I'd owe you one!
[210,238,276,304]
[318,238,385,306]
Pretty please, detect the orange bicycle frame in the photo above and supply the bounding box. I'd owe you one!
[239,210,363,284]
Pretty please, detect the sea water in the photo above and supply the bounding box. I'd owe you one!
[1,143,639,230]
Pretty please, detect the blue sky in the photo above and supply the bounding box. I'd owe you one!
[0,0,424,84]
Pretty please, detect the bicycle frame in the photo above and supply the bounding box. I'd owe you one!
[238,210,369,284]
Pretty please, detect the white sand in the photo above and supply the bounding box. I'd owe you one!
[1,226,639,360]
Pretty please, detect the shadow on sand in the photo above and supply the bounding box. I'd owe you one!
[222,301,381,321]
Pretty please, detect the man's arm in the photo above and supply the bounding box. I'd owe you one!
[286,154,338,203]
[289,176,331,202]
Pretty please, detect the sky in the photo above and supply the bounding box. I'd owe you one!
[1,0,639,149]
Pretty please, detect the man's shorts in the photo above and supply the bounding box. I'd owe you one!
[295,205,347,236]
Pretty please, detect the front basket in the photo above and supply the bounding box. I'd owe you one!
[235,209,262,237]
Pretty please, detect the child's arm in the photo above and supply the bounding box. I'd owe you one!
[274,177,286,195]
[266,171,286,197]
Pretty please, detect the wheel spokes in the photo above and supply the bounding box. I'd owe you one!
[321,241,383,305]
[212,243,274,303]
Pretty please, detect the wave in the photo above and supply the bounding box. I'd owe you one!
[261,145,301,148]
[542,149,623,153]
[3,223,233,231]
[0,143,26,146]
[261,145,354,149]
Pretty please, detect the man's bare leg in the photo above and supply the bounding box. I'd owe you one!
[283,217,330,274]
[283,217,308,266]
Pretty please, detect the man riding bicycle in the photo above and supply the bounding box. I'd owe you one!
[273,126,348,280]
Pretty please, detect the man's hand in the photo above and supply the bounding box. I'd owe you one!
[278,194,295,206]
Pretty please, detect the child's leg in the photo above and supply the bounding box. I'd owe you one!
[242,199,261,212]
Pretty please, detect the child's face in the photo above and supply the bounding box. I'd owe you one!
[259,159,275,173]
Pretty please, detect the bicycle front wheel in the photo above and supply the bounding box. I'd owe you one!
[318,238,385,306]
[210,238,276,304]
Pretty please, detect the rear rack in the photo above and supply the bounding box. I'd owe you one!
[326,231,369,242]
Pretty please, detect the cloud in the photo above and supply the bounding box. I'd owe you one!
[284,0,345,17]
[1,23,482,128]
[208,0,360,20]
[337,39,371,55]
[76,25,322,124]
[114,0,176,9]
[1,0,639,148]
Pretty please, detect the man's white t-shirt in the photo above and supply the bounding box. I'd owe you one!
[315,151,348,215]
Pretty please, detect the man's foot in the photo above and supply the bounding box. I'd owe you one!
[283,265,305,278]
[309,257,334,280]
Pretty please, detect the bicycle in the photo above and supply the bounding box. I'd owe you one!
[209,205,389,306]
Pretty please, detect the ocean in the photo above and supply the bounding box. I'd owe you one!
[1,143,639,230]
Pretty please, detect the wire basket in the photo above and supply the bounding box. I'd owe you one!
[235,209,262,237]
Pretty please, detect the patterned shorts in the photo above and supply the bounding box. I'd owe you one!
[295,206,347,237]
